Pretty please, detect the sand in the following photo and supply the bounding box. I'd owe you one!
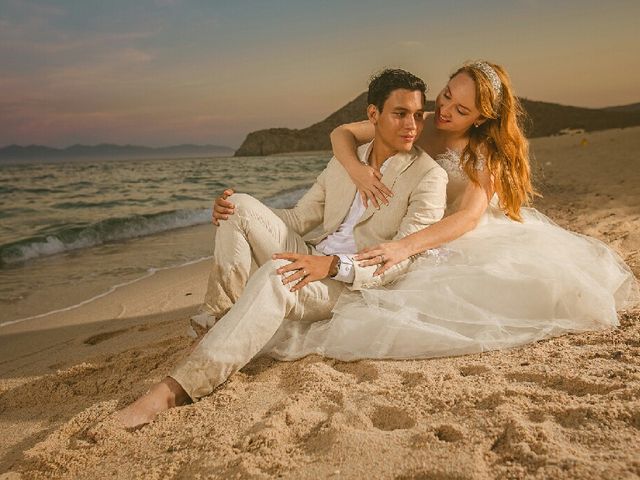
[1,127,639,480]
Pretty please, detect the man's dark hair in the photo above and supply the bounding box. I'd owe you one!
[367,68,427,112]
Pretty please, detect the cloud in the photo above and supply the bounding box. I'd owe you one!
[0,0,159,67]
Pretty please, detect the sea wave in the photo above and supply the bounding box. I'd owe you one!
[263,185,309,208]
[0,209,212,265]
[0,185,310,266]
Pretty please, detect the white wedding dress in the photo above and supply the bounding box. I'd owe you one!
[261,149,640,361]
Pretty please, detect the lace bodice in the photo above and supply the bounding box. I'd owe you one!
[435,148,486,180]
[434,148,486,212]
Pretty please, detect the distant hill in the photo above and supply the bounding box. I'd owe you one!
[234,95,640,156]
[604,102,640,112]
[234,93,382,156]
[0,143,235,162]
[521,99,640,137]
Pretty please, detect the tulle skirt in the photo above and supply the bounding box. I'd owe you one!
[261,203,640,361]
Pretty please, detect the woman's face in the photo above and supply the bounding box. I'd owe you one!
[433,72,483,133]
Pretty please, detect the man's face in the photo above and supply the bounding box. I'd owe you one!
[369,88,425,153]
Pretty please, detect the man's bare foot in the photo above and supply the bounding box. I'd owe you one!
[114,377,192,429]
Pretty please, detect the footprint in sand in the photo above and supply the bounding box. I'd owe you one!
[551,406,599,428]
[622,408,640,430]
[330,361,379,383]
[370,405,416,431]
[400,372,425,387]
[527,409,547,423]
[505,371,623,396]
[459,364,491,376]
[434,424,465,442]
[395,471,468,480]
[324,390,344,407]
[83,328,129,346]
[475,391,505,410]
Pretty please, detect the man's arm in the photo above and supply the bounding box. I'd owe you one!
[349,164,448,290]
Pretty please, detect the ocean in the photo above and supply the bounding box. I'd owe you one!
[0,153,332,325]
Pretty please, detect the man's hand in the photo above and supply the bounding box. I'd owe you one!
[212,188,235,226]
[272,253,339,292]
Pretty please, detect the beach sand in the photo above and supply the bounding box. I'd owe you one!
[1,127,639,479]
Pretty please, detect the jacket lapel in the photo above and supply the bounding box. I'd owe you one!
[356,148,417,225]
[325,173,357,233]
[321,143,373,235]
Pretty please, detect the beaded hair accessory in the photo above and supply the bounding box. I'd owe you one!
[471,61,502,111]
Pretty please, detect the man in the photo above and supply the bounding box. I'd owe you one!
[115,69,448,427]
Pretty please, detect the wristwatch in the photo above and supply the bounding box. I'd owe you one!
[330,255,341,277]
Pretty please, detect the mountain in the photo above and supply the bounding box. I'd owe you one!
[234,93,382,156]
[0,143,235,161]
[603,102,640,112]
[234,94,640,156]
[520,99,640,137]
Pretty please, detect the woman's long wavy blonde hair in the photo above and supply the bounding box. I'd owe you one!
[454,61,536,221]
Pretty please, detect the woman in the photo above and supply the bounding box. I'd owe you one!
[259,61,639,361]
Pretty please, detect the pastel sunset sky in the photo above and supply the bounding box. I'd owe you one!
[1,0,638,148]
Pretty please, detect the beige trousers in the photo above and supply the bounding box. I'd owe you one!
[170,194,345,401]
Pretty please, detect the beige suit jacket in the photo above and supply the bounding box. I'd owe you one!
[272,141,448,290]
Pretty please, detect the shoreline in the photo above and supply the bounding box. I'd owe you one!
[0,255,212,330]
[0,222,217,325]
[0,256,210,337]
[0,256,210,375]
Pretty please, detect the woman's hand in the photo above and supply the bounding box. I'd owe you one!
[212,188,235,226]
[330,121,387,207]
[355,240,413,276]
[347,162,393,209]
[272,253,338,292]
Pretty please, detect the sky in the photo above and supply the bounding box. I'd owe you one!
[1,0,639,148]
